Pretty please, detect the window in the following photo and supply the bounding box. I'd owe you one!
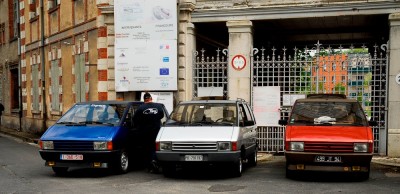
[32,55,40,111]
[75,54,86,102]
[8,0,19,38]
[51,60,60,111]
[0,23,5,44]
[10,66,19,110]
[48,0,60,10]
[342,76,346,82]
[12,0,18,38]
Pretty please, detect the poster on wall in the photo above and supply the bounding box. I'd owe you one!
[114,0,177,91]
[253,87,281,126]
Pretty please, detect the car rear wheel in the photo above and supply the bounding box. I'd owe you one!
[232,158,243,177]
[247,149,257,167]
[52,167,68,176]
[114,150,129,174]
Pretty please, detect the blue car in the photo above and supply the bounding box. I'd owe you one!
[38,101,169,175]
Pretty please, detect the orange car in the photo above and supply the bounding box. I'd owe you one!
[279,94,377,180]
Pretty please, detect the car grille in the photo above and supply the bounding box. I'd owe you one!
[54,141,93,151]
[304,142,354,153]
[172,142,217,151]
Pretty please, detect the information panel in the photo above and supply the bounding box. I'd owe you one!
[253,87,281,126]
[114,0,177,91]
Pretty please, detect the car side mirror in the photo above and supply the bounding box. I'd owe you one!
[368,120,378,127]
[279,120,288,126]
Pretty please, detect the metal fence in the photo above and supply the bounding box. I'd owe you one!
[193,41,388,154]
[252,42,388,154]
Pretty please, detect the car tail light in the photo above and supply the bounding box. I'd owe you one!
[231,141,237,151]
[107,141,113,150]
[156,141,160,151]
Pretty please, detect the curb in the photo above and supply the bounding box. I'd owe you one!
[371,159,400,167]
[0,130,39,144]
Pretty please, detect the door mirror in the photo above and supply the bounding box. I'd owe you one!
[368,120,378,127]
[279,120,288,126]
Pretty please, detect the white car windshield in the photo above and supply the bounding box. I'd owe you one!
[167,103,237,126]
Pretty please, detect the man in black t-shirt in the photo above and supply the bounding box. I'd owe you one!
[133,92,164,172]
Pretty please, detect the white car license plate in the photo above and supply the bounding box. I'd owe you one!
[315,156,341,163]
[185,155,203,161]
[60,154,83,160]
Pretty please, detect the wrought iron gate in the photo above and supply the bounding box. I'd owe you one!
[252,41,388,154]
[193,49,228,99]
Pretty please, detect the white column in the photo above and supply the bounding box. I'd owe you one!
[387,13,400,157]
[226,20,253,102]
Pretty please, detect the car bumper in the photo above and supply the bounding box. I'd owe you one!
[39,150,120,168]
[156,151,241,164]
[285,151,373,172]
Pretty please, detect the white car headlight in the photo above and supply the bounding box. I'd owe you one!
[93,142,108,150]
[41,141,54,150]
[160,142,172,151]
[218,142,231,151]
[354,143,368,153]
[290,142,304,151]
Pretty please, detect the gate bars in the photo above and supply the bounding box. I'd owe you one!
[193,41,388,154]
[252,41,388,154]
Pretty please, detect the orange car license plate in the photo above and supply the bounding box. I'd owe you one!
[315,156,341,163]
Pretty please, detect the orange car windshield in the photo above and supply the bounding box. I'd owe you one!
[289,102,368,126]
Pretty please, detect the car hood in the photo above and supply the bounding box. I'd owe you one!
[157,126,235,142]
[40,125,118,141]
[286,126,371,142]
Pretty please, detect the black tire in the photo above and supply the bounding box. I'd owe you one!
[247,149,257,167]
[285,162,295,179]
[113,150,129,174]
[162,164,176,177]
[232,158,243,177]
[52,167,68,176]
[357,165,370,181]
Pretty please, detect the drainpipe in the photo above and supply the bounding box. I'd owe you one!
[40,0,47,131]
[17,0,22,131]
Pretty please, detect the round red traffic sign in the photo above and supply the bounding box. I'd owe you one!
[231,55,246,71]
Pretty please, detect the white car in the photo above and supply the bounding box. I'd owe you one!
[156,98,258,177]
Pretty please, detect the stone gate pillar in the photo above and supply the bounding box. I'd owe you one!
[388,13,400,157]
[178,1,196,102]
[226,21,253,102]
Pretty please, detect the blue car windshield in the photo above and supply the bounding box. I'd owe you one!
[57,104,126,125]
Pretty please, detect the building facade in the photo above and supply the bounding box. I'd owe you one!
[0,0,21,130]
[1,0,400,156]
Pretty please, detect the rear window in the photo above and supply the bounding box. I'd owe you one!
[289,101,368,126]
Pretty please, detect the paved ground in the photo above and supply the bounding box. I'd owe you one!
[1,125,398,166]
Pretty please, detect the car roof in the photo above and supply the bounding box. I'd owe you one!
[74,101,144,105]
[296,98,358,103]
[179,100,241,104]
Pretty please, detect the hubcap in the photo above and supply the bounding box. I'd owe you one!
[121,153,128,171]
[238,159,242,173]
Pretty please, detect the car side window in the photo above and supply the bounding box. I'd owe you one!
[238,103,255,126]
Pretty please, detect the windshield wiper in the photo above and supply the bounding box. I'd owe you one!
[314,122,333,126]
[294,120,313,123]
[57,121,85,126]
[79,121,114,126]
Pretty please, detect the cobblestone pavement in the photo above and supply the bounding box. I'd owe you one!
[1,125,399,166]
